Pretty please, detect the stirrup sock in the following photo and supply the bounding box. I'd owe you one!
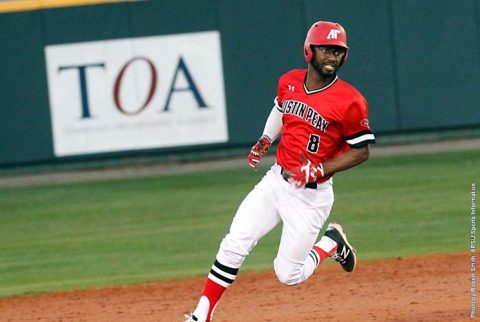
[311,236,338,266]
[194,260,239,321]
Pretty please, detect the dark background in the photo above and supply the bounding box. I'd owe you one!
[0,0,479,166]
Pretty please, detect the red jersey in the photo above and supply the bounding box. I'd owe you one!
[275,69,375,181]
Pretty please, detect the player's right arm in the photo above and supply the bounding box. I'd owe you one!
[248,104,283,170]
[248,72,292,170]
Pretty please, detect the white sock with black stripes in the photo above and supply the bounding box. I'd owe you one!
[192,259,239,322]
[295,236,339,283]
[312,235,338,265]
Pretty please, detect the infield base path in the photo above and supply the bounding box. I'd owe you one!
[0,253,471,322]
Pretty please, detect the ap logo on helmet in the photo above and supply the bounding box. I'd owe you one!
[327,29,341,39]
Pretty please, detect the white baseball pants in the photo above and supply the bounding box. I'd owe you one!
[216,163,334,285]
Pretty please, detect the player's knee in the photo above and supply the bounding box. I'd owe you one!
[275,270,301,286]
[274,263,301,286]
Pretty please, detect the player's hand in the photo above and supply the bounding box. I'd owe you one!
[288,156,324,188]
[248,136,271,171]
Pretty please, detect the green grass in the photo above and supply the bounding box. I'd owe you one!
[0,150,478,297]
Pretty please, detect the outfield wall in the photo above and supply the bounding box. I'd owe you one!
[1,0,479,166]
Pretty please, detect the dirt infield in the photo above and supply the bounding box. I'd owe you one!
[0,253,472,322]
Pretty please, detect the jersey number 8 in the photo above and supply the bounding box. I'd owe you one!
[307,134,320,153]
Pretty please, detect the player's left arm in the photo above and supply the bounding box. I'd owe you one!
[292,97,374,185]
[289,146,370,188]
[323,96,374,175]
[322,145,370,176]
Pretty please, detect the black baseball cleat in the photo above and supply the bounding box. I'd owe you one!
[324,223,357,272]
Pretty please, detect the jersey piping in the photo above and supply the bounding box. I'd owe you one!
[345,130,376,148]
[303,75,338,95]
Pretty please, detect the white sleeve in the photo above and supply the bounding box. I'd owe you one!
[262,105,283,143]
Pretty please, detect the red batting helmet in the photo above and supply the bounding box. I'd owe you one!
[304,21,349,66]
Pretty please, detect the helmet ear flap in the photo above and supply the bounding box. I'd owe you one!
[304,44,314,63]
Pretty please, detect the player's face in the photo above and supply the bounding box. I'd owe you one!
[311,46,346,77]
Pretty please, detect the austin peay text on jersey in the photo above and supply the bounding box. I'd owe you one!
[281,99,330,133]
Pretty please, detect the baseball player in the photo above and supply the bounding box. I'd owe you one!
[184,21,375,322]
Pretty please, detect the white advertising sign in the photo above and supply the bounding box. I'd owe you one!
[45,31,228,156]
